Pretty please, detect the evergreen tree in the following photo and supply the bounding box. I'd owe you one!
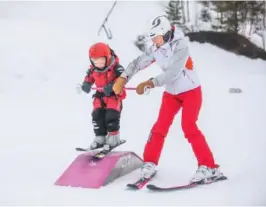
[224,1,247,33]
[211,1,228,31]
[210,1,247,33]
[199,1,211,22]
[247,1,262,35]
[165,0,182,26]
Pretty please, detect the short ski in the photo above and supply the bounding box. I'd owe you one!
[146,175,227,192]
[92,139,126,160]
[75,146,102,152]
[75,139,126,153]
[127,173,156,190]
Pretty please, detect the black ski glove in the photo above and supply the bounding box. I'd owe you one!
[81,81,92,93]
[103,82,114,96]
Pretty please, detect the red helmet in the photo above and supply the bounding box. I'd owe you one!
[89,42,111,66]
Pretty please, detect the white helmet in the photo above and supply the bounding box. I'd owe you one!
[149,15,172,38]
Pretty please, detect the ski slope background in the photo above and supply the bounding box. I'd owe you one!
[1,1,266,206]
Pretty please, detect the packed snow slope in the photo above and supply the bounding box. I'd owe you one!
[0,1,266,206]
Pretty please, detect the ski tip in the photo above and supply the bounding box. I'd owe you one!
[75,147,87,152]
[126,184,140,190]
[120,139,126,144]
[146,184,157,190]
[219,175,228,180]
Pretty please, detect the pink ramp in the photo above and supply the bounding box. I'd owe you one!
[55,151,143,189]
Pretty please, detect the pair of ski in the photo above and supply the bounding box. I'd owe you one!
[127,174,227,192]
[75,139,126,160]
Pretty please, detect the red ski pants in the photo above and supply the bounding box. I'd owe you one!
[143,86,217,168]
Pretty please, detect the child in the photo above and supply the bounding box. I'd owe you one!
[81,42,126,151]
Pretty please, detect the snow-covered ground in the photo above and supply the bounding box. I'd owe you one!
[0,1,266,206]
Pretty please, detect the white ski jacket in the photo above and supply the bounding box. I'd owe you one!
[121,26,201,95]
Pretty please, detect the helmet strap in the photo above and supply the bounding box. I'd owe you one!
[90,57,109,72]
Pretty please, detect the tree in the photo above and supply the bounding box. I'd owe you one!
[263,1,266,29]
[181,0,186,24]
[199,1,211,22]
[211,1,228,31]
[224,1,247,33]
[165,0,182,26]
[186,1,190,22]
[247,1,262,35]
[210,1,247,33]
